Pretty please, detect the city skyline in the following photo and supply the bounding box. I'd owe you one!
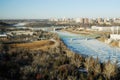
[0,0,120,19]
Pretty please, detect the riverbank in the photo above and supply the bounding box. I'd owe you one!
[62,28,120,47]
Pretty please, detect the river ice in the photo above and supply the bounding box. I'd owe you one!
[56,31,120,66]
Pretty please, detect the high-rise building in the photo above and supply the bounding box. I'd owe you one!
[97,18,102,23]
[104,18,107,23]
[104,18,111,25]
[80,18,84,24]
[114,18,120,23]
[97,18,104,24]
[89,19,93,24]
[84,18,89,24]
[75,18,81,23]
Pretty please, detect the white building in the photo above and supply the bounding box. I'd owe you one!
[75,18,81,23]
[110,26,120,40]
[0,34,7,38]
[91,26,111,31]
[91,26,120,40]
[0,34,7,40]
[91,26,120,32]
[110,34,120,40]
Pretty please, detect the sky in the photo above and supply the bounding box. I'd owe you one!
[0,0,120,19]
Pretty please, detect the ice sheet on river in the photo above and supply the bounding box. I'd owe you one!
[57,31,120,66]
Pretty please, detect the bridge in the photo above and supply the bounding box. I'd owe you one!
[13,22,79,31]
[30,26,69,31]
[52,26,68,31]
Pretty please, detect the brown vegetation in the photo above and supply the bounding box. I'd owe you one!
[110,41,119,47]
[10,40,55,51]
[0,31,120,80]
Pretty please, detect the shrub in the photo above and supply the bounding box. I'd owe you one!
[103,60,117,79]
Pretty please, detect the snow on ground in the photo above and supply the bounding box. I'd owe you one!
[57,31,120,66]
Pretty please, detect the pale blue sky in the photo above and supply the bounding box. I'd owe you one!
[0,0,120,19]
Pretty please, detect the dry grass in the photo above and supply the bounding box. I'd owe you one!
[97,37,105,42]
[103,61,117,79]
[110,41,119,47]
[97,37,119,47]
[64,29,92,35]
[11,40,55,51]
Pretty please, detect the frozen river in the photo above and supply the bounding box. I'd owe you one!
[56,31,120,66]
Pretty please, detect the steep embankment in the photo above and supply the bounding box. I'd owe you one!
[0,31,119,80]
